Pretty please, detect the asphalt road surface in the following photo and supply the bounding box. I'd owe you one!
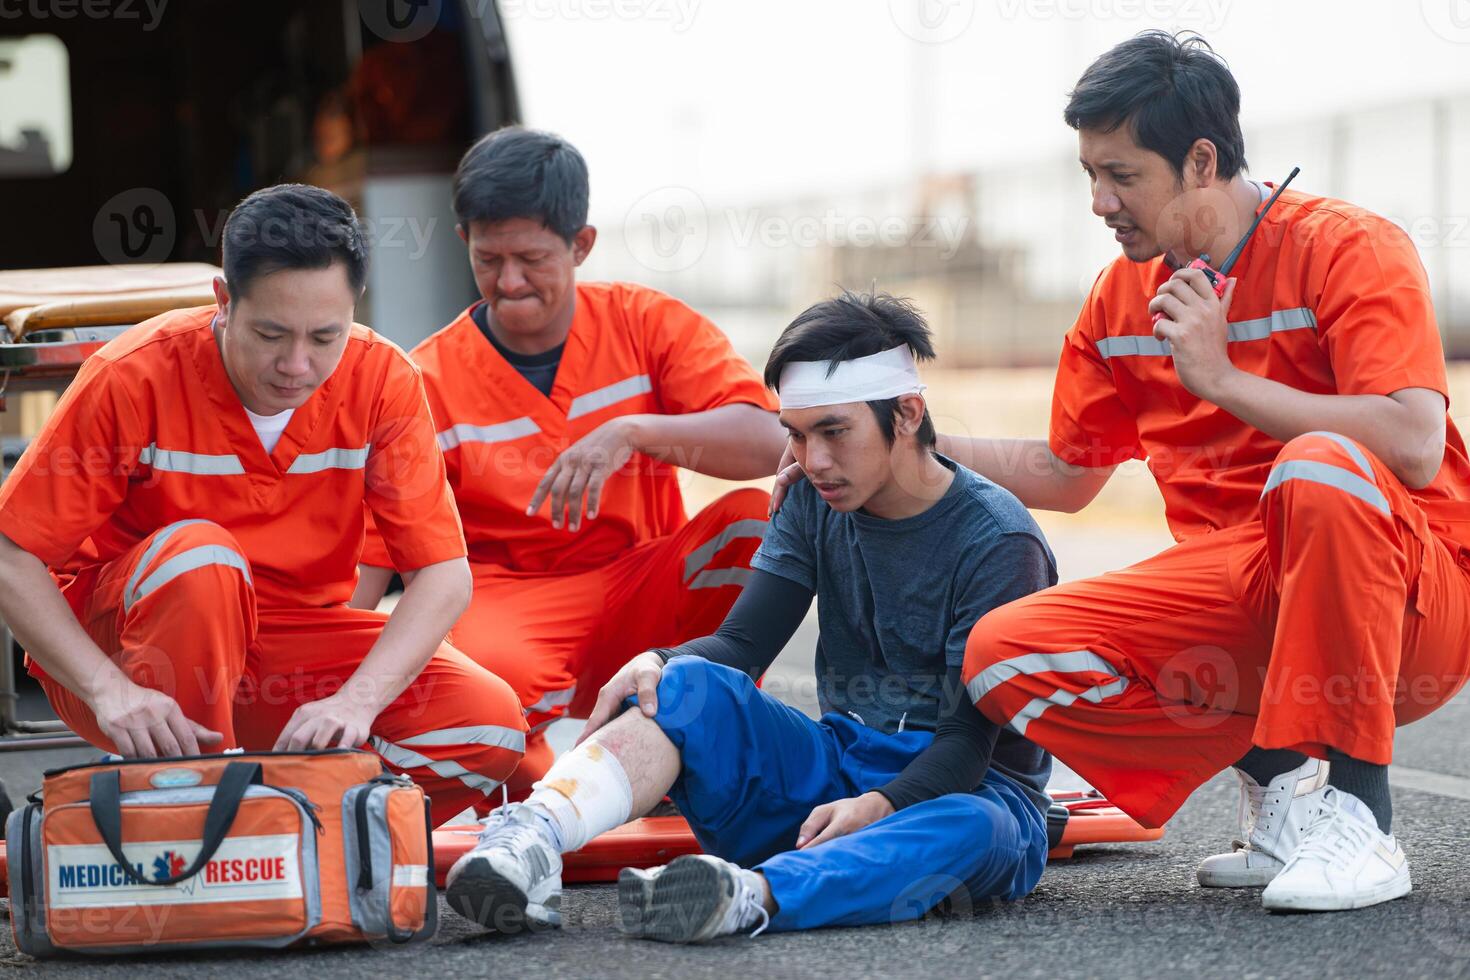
[1,525,1467,978]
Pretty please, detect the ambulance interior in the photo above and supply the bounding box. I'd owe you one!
[0,0,520,734]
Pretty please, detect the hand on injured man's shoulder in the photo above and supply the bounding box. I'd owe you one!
[768,440,804,516]
[91,673,223,759]
[577,649,669,745]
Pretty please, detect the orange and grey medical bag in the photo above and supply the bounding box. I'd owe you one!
[6,749,436,956]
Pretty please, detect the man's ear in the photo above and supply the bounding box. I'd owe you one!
[572,225,597,265]
[1185,138,1220,188]
[211,276,232,321]
[896,393,926,437]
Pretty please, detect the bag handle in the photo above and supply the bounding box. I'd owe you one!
[89,761,263,887]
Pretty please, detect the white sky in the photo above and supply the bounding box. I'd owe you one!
[501,0,1470,222]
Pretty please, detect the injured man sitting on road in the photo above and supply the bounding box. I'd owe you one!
[445,290,1059,942]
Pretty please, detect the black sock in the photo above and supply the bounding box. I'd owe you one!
[1326,750,1392,833]
[1234,747,1308,786]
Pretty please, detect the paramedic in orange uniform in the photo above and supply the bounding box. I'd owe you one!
[0,185,525,826]
[353,128,786,794]
[780,33,1470,914]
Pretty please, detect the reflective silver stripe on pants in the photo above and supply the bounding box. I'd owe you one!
[437,417,540,451]
[138,443,246,475]
[1301,430,1374,481]
[1261,459,1390,515]
[286,445,370,474]
[392,724,526,752]
[123,519,211,610]
[683,518,768,583]
[566,374,653,420]
[1095,307,1318,360]
[1009,677,1130,735]
[124,544,253,613]
[689,567,752,590]
[369,724,527,796]
[527,685,577,715]
[965,649,1120,705]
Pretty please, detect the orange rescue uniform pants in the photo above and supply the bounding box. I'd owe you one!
[964,432,1470,829]
[453,488,770,797]
[37,519,527,827]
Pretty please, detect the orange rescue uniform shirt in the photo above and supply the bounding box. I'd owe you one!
[0,306,465,611]
[1050,186,1470,547]
[363,281,778,575]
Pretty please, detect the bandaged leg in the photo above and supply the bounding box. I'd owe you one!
[523,709,679,852]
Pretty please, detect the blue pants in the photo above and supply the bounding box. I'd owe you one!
[646,659,1049,932]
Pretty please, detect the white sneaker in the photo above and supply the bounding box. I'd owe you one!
[1197,756,1330,888]
[620,854,770,943]
[445,803,563,932]
[1261,786,1411,912]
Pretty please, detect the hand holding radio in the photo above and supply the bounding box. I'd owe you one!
[1149,267,1239,401]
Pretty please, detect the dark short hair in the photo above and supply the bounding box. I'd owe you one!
[764,290,937,449]
[452,126,589,243]
[221,184,367,297]
[1064,31,1246,180]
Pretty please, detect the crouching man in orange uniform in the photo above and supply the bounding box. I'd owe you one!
[353,128,787,796]
[0,184,525,825]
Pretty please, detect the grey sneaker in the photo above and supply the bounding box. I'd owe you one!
[620,854,770,944]
[446,803,563,933]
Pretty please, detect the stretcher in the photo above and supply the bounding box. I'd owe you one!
[429,790,1163,886]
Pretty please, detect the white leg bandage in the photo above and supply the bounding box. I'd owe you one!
[524,741,634,853]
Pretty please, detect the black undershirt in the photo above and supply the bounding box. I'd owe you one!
[471,301,564,397]
[654,568,1001,812]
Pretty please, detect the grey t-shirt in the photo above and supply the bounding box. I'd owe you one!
[751,455,1057,798]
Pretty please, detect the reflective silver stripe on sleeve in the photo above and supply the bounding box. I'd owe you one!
[683,518,768,582]
[965,649,1121,705]
[1302,431,1374,481]
[1261,459,1390,515]
[437,417,540,451]
[138,443,246,475]
[1095,307,1317,360]
[286,445,370,474]
[526,685,578,714]
[369,731,523,796]
[124,544,254,612]
[689,567,752,590]
[1095,335,1173,359]
[122,519,211,610]
[566,374,653,420]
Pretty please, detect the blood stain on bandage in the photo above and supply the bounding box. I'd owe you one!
[547,778,579,797]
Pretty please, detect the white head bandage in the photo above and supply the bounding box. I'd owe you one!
[778,344,927,410]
